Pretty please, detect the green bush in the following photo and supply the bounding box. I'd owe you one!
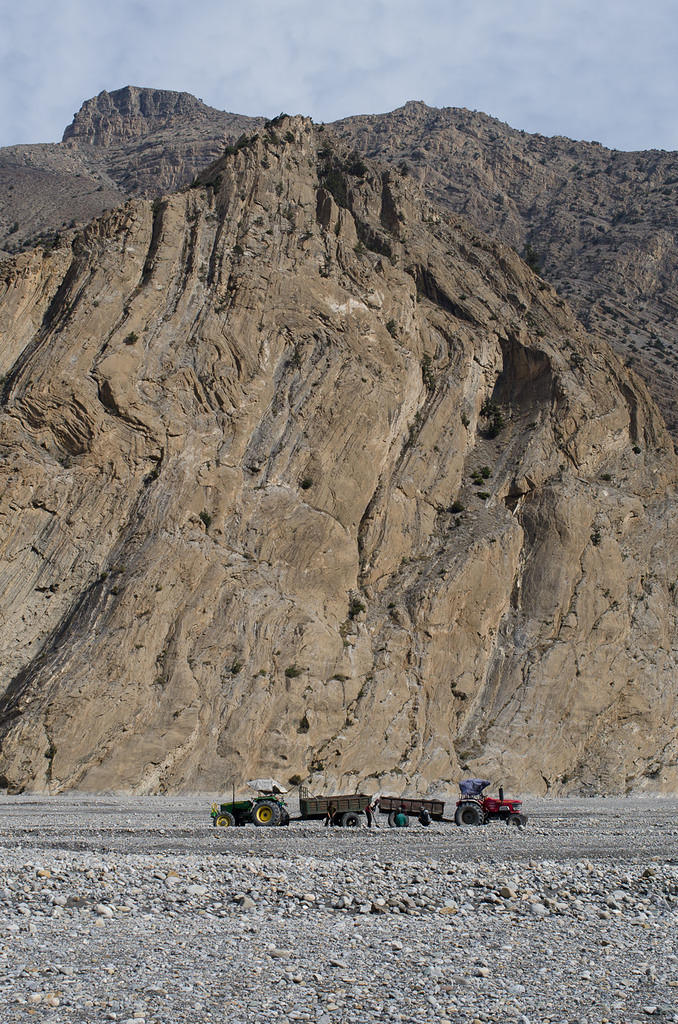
[480,399,505,438]
[421,354,435,390]
[199,510,212,529]
[285,665,303,678]
[523,244,543,275]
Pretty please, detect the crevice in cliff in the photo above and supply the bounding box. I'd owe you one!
[407,263,476,324]
[140,198,166,285]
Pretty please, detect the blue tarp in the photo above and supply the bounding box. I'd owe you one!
[459,778,490,797]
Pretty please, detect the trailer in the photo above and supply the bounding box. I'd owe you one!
[378,795,446,826]
[298,787,371,826]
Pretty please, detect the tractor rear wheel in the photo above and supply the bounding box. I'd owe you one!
[252,800,282,826]
[215,812,236,828]
[455,802,484,827]
[341,811,361,827]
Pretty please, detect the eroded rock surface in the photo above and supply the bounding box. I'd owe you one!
[0,118,676,795]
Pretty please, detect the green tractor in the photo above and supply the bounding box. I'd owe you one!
[211,778,290,828]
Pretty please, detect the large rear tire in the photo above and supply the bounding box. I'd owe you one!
[455,802,484,827]
[252,800,282,826]
[215,811,236,828]
[341,811,361,827]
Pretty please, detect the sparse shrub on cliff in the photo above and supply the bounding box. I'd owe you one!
[348,597,366,619]
[123,332,138,345]
[345,154,367,177]
[421,354,435,390]
[450,500,465,513]
[591,528,601,546]
[285,665,303,678]
[199,510,212,529]
[320,166,348,208]
[524,244,543,275]
[480,398,505,438]
[386,319,398,338]
[300,477,313,490]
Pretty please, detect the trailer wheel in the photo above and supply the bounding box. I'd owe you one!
[419,810,431,826]
[215,812,236,827]
[455,802,484,827]
[280,810,290,826]
[341,811,361,827]
[252,801,282,826]
[388,811,397,828]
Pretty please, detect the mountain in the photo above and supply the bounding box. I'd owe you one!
[2,90,678,436]
[0,86,263,255]
[0,117,676,795]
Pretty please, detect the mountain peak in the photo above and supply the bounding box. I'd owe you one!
[62,86,231,146]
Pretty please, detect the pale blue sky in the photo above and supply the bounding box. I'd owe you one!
[2,0,677,151]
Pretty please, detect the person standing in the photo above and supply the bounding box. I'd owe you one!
[365,803,373,828]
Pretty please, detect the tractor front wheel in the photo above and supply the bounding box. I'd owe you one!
[252,801,282,826]
[455,802,484,827]
[507,813,527,827]
[215,812,236,828]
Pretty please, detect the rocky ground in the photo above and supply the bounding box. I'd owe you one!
[0,796,676,1023]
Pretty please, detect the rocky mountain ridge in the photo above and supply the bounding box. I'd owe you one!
[0,117,676,794]
[2,89,677,436]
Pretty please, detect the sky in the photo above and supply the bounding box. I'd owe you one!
[2,0,678,151]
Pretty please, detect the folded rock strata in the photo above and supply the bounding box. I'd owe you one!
[0,117,676,795]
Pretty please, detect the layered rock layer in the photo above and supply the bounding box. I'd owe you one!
[0,118,676,795]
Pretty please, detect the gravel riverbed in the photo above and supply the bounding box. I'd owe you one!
[0,795,676,1024]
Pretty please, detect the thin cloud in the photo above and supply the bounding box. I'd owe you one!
[2,0,677,150]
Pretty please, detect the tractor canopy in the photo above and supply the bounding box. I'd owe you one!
[459,778,491,797]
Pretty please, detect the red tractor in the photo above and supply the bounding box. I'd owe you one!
[455,779,527,827]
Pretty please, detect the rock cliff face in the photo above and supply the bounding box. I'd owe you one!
[62,87,236,147]
[0,118,677,795]
[334,102,678,434]
[0,88,262,255]
[3,92,678,436]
